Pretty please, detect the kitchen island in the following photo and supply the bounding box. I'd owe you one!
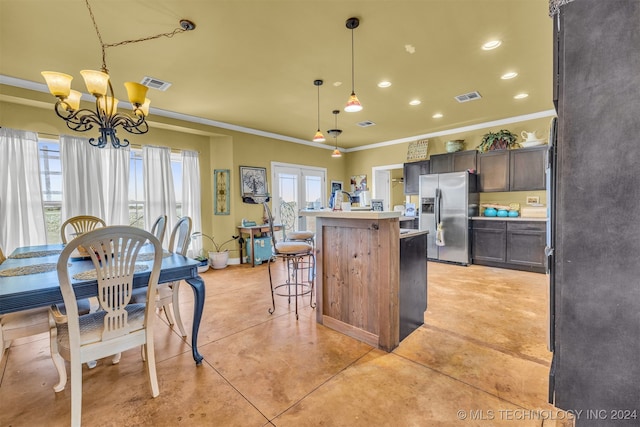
[301,210,427,352]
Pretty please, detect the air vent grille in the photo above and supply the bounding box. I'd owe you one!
[357,120,376,127]
[454,91,482,103]
[141,76,172,91]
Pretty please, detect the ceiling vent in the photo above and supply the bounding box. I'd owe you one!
[357,120,376,127]
[141,76,172,91]
[454,91,482,103]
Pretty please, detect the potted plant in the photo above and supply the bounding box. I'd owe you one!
[477,129,518,152]
[194,252,210,273]
[191,232,239,269]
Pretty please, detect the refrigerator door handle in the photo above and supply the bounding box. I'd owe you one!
[435,188,441,227]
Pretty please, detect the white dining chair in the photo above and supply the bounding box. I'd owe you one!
[150,214,167,246]
[132,216,192,337]
[50,226,162,427]
[0,245,67,389]
[60,215,106,244]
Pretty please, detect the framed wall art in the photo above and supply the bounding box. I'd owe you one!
[240,166,269,203]
[214,169,230,215]
[371,199,384,212]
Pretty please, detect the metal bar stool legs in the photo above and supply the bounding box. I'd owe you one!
[267,253,315,319]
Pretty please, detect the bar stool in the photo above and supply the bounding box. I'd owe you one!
[263,201,315,319]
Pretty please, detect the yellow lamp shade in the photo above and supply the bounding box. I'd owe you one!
[64,90,82,111]
[139,98,151,116]
[313,130,326,143]
[80,69,109,96]
[344,92,363,112]
[98,96,118,114]
[124,82,148,106]
[331,148,342,158]
[41,71,73,98]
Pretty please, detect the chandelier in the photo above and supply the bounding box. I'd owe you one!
[41,0,195,149]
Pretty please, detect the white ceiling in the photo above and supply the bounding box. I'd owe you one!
[0,0,554,150]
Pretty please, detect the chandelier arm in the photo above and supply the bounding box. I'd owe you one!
[111,113,149,135]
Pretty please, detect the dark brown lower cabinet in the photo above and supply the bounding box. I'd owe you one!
[472,220,546,273]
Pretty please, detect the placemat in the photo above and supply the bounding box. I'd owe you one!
[137,251,172,261]
[72,263,149,280]
[0,263,58,276]
[9,250,62,259]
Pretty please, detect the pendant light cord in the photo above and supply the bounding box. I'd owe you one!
[350,28,355,93]
[84,0,194,73]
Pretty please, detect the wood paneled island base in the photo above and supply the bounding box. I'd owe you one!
[304,210,404,352]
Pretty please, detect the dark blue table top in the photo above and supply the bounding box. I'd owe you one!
[0,243,200,315]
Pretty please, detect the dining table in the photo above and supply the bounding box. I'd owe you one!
[0,243,206,365]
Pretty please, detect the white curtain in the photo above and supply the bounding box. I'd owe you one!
[101,144,130,225]
[0,128,47,254]
[182,150,202,257]
[60,135,105,222]
[143,145,176,247]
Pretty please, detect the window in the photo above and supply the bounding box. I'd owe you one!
[38,139,183,243]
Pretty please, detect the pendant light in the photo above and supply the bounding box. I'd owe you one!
[344,17,363,113]
[327,110,342,158]
[312,80,326,142]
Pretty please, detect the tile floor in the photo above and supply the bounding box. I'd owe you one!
[0,261,573,426]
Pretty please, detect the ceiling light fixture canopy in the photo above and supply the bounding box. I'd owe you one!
[312,79,326,143]
[41,0,195,149]
[328,109,342,157]
[344,17,363,113]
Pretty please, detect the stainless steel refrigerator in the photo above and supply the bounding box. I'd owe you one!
[418,171,478,265]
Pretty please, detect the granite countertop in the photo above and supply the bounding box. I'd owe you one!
[471,216,548,222]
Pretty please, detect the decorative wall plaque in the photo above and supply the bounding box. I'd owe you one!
[406,139,429,162]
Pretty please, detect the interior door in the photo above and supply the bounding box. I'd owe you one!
[272,163,326,232]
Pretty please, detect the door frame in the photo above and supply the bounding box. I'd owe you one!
[372,163,404,211]
[271,161,327,228]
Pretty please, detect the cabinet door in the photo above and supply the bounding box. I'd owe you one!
[478,151,509,192]
[506,222,546,267]
[452,150,477,172]
[429,153,452,174]
[509,147,547,191]
[471,220,507,262]
[403,160,429,194]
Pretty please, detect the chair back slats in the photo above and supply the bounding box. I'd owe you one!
[57,226,162,343]
[169,217,192,256]
[60,215,107,244]
[150,215,168,245]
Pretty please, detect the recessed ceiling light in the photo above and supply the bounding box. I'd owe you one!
[514,93,529,99]
[432,113,443,119]
[377,81,392,88]
[409,100,421,106]
[482,40,502,50]
[333,81,343,87]
[501,72,518,80]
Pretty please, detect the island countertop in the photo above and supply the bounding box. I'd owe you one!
[300,209,401,220]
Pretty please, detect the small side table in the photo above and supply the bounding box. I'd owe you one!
[237,224,282,267]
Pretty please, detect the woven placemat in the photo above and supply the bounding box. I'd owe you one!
[137,251,172,261]
[9,249,62,259]
[0,263,58,276]
[72,263,149,280]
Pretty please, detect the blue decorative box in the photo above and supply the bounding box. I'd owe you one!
[246,236,273,265]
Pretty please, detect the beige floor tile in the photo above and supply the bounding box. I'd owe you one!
[199,311,372,420]
[275,350,543,427]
